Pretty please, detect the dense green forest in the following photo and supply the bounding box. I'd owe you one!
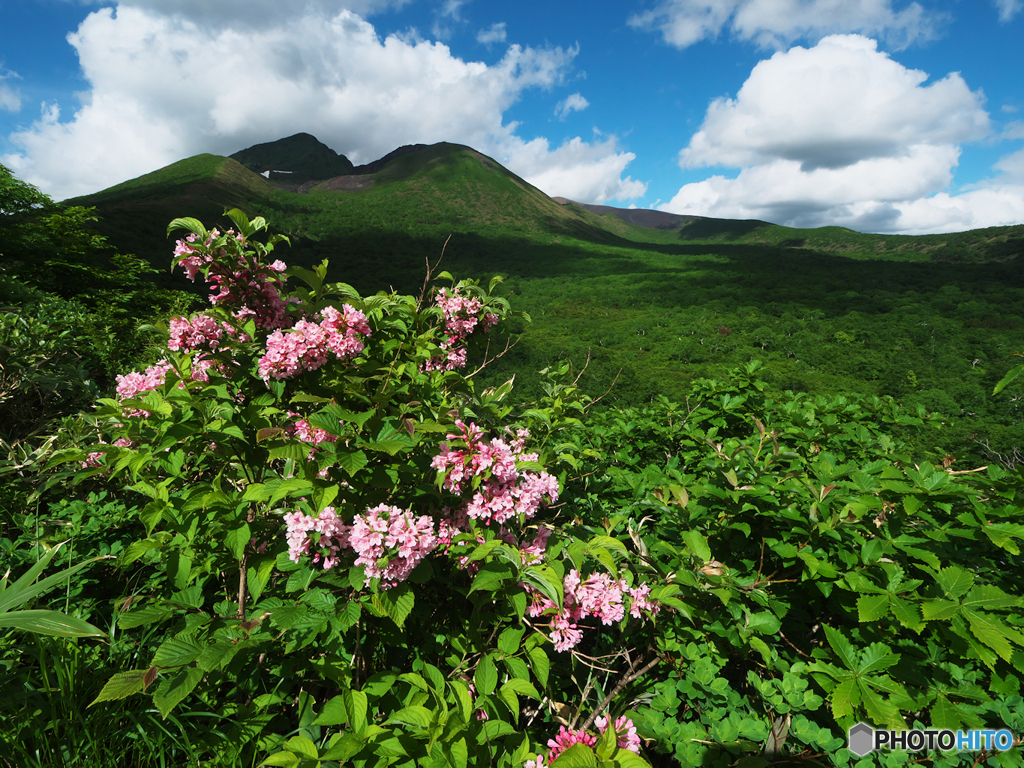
[2,147,1024,768]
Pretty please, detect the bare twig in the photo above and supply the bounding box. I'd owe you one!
[580,653,662,731]
[587,368,623,409]
[466,335,520,379]
[416,234,452,311]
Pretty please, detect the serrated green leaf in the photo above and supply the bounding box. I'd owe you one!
[823,625,858,672]
[857,593,890,622]
[337,450,369,476]
[935,565,975,600]
[890,597,922,629]
[151,636,203,668]
[375,583,414,629]
[153,667,203,718]
[830,678,858,719]
[922,599,960,621]
[90,670,147,706]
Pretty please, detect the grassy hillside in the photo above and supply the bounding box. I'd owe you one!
[68,141,1024,462]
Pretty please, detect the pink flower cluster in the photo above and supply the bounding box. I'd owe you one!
[115,355,230,415]
[258,305,370,380]
[167,313,230,352]
[423,287,499,372]
[526,716,640,767]
[431,421,558,525]
[115,361,173,401]
[527,569,660,653]
[284,507,350,570]
[284,504,438,589]
[174,232,293,330]
[350,504,437,588]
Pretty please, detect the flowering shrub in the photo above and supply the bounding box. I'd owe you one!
[48,210,666,768]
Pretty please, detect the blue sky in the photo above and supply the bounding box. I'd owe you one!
[1,0,1023,234]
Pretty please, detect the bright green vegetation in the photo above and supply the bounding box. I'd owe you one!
[67,143,1024,464]
[1,187,1022,768]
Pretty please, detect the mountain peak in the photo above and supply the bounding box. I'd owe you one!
[230,133,355,182]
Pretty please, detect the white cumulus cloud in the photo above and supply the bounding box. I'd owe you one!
[0,70,21,112]
[629,0,939,50]
[477,22,507,45]
[554,92,590,120]
[504,135,647,204]
[2,4,644,204]
[658,34,1022,234]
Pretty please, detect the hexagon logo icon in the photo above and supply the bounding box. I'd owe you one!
[848,722,875,756]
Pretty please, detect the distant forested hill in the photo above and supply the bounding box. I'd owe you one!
[64,136,1024,465]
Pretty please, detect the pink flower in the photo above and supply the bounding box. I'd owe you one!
[257,304,370,380]
[432,423,558,526]
[595,715,641,754]
[350,504,437,588]
[284,507,351,569]
[168,314,230,352]
[546,726,597,761]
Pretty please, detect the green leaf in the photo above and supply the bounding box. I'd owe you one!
[257,753,299,767]
[312,695,348,727]
[829,677,858,720]
[448,737,469,768]
[993,363,1024,395]
[153,667,203,718]
[857,593,890,622]
[680,530,711,562]
[527,646,549,688]
[283,735,319,760]
[337,450,369,476]
[90,670,148,706]
[374,583,414,629]
[225,522,251,560]
[0,610,106,638]
[549,743,598,768]
[386,705,433,730]
[498,627,525,656]
[346,688,368,733]
[935,565,975,600]
[963,609,1023,663]
[823,625,858,672]
[501,678,539,700]
[151,636,203,668]
[247,555,276,602]
[470,561,514,595]
[118,603,175,630]
[475,653,498,696]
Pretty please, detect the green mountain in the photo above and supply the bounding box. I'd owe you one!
[230,132,355,183]
[68,139,1024,462]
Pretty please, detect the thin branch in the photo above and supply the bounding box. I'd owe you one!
[587,368,623,410]
[466,335,520,379]
[571,349,592,387]
[416,234,452,311]
[580,653,662,731]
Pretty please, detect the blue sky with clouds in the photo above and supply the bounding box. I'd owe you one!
[1,0,1022,234]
